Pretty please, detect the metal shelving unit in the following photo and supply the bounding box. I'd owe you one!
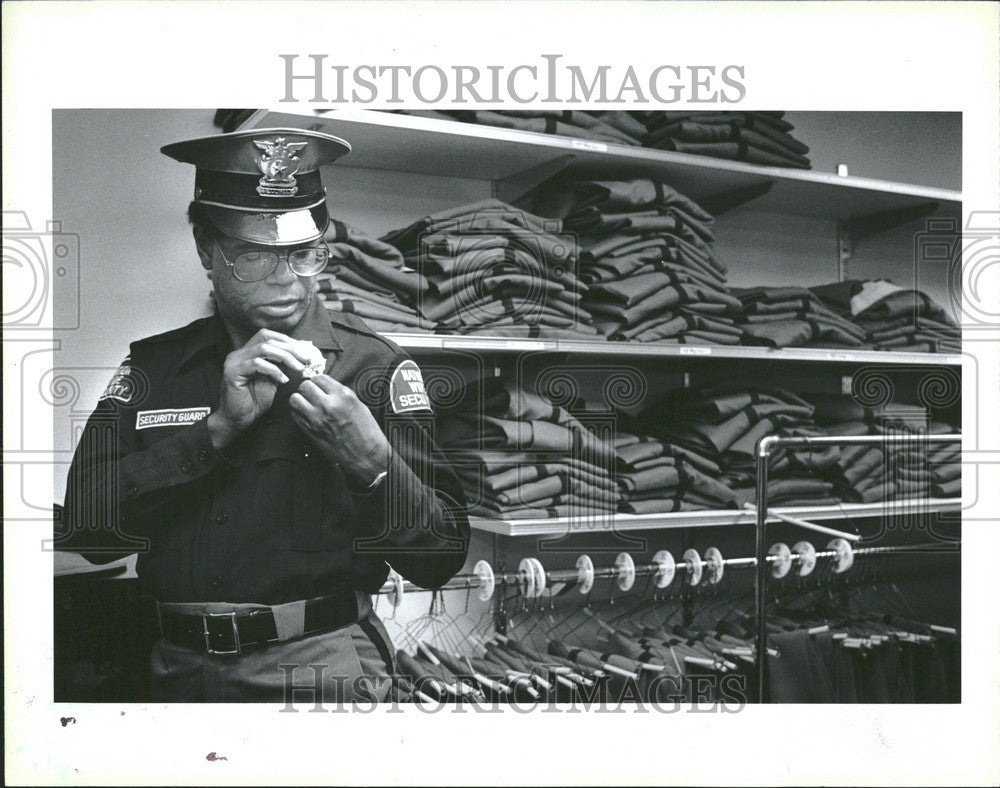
[468,498,961,537]
[235,109,964,542]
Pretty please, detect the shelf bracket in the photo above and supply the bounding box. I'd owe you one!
[836,201,940,281]
[700,180,774,216]
[496,155,573,206]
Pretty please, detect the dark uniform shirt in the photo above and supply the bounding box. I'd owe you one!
[57,298,470,604]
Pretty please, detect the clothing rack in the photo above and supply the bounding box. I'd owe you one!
[371,432,960,701]
[378,538,956,703]
[375,538,956,603]
[753,432,962,702]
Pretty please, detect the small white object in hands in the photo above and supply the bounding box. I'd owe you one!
[298,340,326,379]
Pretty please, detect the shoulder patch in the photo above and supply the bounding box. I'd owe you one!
[99,358,134,403]
[388,359,432,414]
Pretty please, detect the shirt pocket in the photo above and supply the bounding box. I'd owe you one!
[255,440,339,553]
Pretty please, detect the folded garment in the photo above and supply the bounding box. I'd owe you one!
[529,177,715,225]
[470,462,619,495]
[618,465,679,494]
[468,502,620,519]
[931,462,961,484]
[744,318,868,348]
[856,290,957,327]
[323,299,438,330]
[440,415,576,453]
[619,498,700,514]
[732,478,838,507]
[384,199,559,253]
[809,279,960,354]
[489,475,620,508]
[449,324,604,340]
[465,109,642,146]
[587,284,741,325]
[648,139,811,169]
[645,121,810,162]
[932,478,961,497]
[382,199,601,337]
[583,233,722,274]
[316,272,399,302]
[614,435,720,476]
[350,317,423,334]
[856,481,897,503]
[660,403,813,457]
[324,223,430,302]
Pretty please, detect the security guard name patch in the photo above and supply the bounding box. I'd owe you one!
[389,360,432,414]
[136,407,211,430]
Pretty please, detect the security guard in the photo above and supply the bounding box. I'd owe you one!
[57,128,470,702]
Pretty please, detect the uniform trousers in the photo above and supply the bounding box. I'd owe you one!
[150,595,395,703]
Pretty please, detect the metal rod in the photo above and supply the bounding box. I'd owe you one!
[743,503,861,541]
[755,436,773,703]
[375,539,957,597]
[752,434,959,449]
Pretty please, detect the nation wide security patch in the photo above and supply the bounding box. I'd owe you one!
[99,358,134,403]
[388,359,432,414]
[136,408,211,430]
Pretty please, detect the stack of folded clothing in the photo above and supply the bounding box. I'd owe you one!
[730,286,870,348]
[926,438,962,498]
[381,199,601,340]
[612,430,738,513]
[810,280,961,353]
[318,222,435,333]
[806,393,897,503]
[635,111,812,169]
[639,384,841,507]
[876,411,960,500]
[435,378,620,519]
[522,176,742,344]
[806,394,961,502]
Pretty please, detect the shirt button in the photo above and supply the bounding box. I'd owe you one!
[198,450,210,463]
[181,461,193,473]
[210,575,223,589]
[215,512,228,525]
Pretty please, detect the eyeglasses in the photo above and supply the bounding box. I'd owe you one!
[214,239,330,283]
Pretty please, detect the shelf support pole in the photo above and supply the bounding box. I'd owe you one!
[836,202,941,281]
[837,220,853,281]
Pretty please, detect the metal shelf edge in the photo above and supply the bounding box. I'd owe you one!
[378,333,961,366]
[469,498,961,536]
[248,107,962,204]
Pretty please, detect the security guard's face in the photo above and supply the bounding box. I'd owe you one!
[197,228,321,335]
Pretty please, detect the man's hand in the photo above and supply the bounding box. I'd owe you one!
[288,374,391,486]
[207,329,315,449]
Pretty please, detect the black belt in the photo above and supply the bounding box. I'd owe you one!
[158,591,361,656]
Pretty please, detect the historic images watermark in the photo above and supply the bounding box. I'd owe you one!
[276,665,748,714]
[278,56,748,105]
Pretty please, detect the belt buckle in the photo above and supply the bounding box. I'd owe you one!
[203,611,241,655]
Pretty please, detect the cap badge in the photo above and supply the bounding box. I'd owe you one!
[254,137,309,197]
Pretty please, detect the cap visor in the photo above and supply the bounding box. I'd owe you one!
[207,203,329,246]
